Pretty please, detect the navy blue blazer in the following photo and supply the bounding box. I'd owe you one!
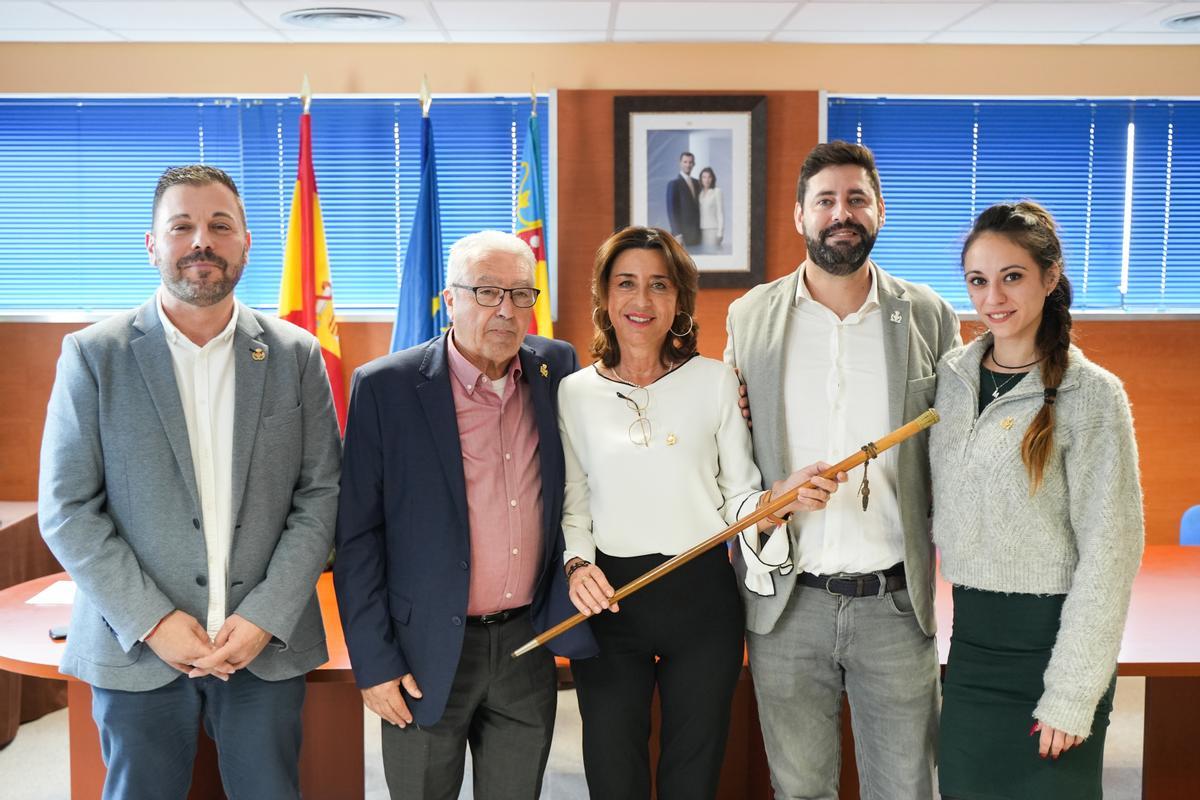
[333,332,598,726]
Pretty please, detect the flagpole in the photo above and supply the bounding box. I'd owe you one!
[298,75,316,332]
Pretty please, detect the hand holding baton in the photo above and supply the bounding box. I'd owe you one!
[512,409,940,658]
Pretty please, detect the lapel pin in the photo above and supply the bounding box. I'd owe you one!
[539,364,549,378]
[251,347,266,362]
[890,310,903,324]
[666,433,677,446]
[1000,417,1014,430]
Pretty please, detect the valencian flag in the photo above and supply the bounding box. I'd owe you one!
[278,86,348,433]
[391,104,448,352]
[516,106,553,337]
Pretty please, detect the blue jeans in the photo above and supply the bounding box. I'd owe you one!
[91,670,306,800]
[747,584,939,800]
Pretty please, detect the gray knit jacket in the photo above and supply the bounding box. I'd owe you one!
[930,335,1144,738]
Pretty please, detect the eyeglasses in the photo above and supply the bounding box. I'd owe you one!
[451,284,541,308]
[615,388,651,447]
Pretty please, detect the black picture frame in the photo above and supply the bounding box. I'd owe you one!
[614,95,767,289]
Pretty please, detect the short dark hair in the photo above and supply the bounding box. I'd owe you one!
[679,151,695,161]
[590,226,699,369]
[152,164,246,227]
[796,141,882,205]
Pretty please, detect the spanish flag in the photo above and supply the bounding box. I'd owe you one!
[516,109,553,337]
[278,96,348,433]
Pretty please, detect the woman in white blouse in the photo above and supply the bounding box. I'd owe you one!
[697,166,724,253]
[559,226,840,799]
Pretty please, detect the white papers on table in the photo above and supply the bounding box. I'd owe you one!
[26,580,76,605]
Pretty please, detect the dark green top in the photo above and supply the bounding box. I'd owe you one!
[978,366,1029,415]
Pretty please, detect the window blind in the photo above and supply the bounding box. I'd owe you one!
[0,95,550,311]
[827,96,1200,311]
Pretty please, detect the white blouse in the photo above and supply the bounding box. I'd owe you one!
[559,356,767,562]
[699,187,724,236]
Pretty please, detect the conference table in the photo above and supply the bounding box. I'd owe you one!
[0,572,362,799]
[0,546,1196,799]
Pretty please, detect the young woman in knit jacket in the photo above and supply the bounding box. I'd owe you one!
[929,201,1144,800]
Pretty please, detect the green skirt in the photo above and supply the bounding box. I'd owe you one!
[938,586,1116,800]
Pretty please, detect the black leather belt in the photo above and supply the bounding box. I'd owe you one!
[466,605,529,625]
[798,563,906,597]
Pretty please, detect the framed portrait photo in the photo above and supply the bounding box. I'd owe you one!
[614,95,766,288]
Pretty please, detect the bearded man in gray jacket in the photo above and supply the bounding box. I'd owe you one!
[39,165,341,800]
[726,142,960,800]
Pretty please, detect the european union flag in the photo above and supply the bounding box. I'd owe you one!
[391,114,448,352]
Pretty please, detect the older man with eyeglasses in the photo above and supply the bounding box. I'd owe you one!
[333,230,598,800]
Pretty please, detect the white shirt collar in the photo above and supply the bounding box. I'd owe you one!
[794,261,881,316]
[156,288,239,350]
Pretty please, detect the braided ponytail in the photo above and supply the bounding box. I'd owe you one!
[963,201,1073,492]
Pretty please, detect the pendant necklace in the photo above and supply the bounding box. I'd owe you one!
[987,369,1023,400]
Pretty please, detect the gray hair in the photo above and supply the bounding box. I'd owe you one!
[446,230,536,287]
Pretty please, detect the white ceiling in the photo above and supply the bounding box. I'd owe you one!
[1,0,1198,44]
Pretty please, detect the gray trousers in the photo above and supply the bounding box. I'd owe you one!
[747,584,939,800]
[381,612,558,800]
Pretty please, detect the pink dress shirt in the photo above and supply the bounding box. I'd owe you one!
[447,334,544,616]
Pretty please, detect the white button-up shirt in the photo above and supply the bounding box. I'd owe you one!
[157,290,237,639]
[784,263,905,575]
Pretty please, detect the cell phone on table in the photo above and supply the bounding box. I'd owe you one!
[48,625,68,641]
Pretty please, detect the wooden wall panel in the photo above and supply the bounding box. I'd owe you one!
[554,88,818,362]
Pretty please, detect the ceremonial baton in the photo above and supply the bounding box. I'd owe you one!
[513,408,940,658]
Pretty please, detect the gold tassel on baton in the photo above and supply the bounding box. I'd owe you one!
[513,409,940,658]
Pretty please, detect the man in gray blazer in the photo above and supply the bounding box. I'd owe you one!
[38,164,341,800]
[725,142,960,800]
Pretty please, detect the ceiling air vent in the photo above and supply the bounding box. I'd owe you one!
[1162,13,1200,32]
[281,7,406,30]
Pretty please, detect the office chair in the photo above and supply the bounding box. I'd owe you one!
[1182,505,1200,545]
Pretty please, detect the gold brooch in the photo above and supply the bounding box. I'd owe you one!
[1000,417,1014,430]
[666,433,677,446]
[251,348,266,362]
[539,364,549,378]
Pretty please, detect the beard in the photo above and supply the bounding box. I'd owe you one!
[158,248,244,307]
[805,221,876,277]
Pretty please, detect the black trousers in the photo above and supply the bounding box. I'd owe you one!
[571,546,745,800]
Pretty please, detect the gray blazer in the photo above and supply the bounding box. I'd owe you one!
[38,298,341,691]
[724,265,960,636]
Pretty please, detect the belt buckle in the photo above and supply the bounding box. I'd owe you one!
[824,573,874,597]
